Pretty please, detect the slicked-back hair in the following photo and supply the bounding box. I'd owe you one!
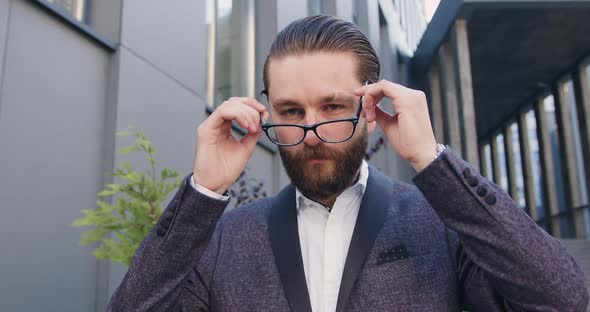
[262,15,380,95]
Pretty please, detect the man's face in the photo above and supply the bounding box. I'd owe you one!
[266,52,374,199]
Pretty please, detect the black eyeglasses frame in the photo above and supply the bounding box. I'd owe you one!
[260,93,365,147]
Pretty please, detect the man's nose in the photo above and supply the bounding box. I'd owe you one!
[302,114,321,146]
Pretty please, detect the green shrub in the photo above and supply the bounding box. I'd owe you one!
[72,127,182,267]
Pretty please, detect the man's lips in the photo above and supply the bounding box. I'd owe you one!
[307,158,329,163]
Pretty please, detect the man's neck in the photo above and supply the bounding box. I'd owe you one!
[306,169,361,209]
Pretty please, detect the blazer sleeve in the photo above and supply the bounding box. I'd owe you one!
[412,147,589,311]
[107,175,229,311]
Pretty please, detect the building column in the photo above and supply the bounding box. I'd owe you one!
[554,82,582,237]
[490,134,502,186]
[438,40,462,154]
[479,144,491,179]
[452,20,479,168]
[504,126,518,202]
[428,64,445,143]
[518,113,537,219]
[535,97,562,236]
[354,0,380,52]
[573,61,590,236]
[276,0,307,30]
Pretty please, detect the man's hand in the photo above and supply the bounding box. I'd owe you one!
[193,97,269,195]
[354,80,438,172]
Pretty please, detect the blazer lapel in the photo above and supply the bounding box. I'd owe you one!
[268,184,312,312]
[335,166,393,312]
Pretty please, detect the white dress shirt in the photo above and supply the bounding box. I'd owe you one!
[190,160,368,312]
[296,160,368,312]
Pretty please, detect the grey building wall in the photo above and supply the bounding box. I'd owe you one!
[0,1,110,311]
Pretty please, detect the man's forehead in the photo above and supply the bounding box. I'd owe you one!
[271,92,358,107]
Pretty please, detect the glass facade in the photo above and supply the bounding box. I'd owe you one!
[308,0,322,15]
[563,79,590,238]
[495,134,509,193]
[483,143,493,181]
[40,0,121,43]
[510,123,526,209]
[207,0,256,108]
[543,95,573,236]
[563,80,589,207]
[526,110,546,223]
[543,96,568,215]
[45,0,87,22]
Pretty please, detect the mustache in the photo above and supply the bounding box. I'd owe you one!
[296,144,341,160]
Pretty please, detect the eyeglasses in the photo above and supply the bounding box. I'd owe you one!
[261,94,364,147]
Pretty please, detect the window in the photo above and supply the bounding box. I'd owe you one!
[206,0,256,109]
[308,0,323,15]
[36,0,120,45]
[543,95,571,237]
[510,123,526,209]
[46,0,87,21]
[584,63,590,238]
[543,96,568,211]
[495,133,509,193]
[563,80,589,207]
[482,143,493,181]
[563,79,590,238]
[526,110,546,225]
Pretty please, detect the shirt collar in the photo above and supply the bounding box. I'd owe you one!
[295,160,369,211]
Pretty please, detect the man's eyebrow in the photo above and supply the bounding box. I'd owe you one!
[319,93,357,105]
[271,98,301,108]
[272,93,357,107]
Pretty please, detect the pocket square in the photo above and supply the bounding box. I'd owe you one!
[378,245,409,265]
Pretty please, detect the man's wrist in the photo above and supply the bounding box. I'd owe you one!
[192,173,228,196]
[190,174,230,201]
[412,144,445,173]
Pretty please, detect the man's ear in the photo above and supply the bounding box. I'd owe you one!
[367,120,377,133]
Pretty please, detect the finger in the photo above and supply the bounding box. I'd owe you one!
[261,111,270,123]
[353,82,372,95]
[235,113,250,130]
[375,104,394,130]
[234,97,267,114]
[214,102,259,131]
[357,80,406,102]
[240,129,262,151]
[361,92,383,123]
[228,98,265,131]
[243,106,263,132]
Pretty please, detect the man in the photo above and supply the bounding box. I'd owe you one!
[108,15,588,311]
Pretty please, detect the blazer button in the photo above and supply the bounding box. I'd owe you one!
[484,194,497,205]
[160,217,171,230]
[156,226,167,237]
[476,186,487,196]
[163,210,174,222]
[467,177,478,187]
[168,199,178,212]
[463,168,472,178]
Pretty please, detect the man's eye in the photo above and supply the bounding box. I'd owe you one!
[326,104,343,111]
[283,108,302,116]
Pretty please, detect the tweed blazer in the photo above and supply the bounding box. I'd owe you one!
[108,147,588,311]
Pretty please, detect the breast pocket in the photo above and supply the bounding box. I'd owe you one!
[376,253,436,278]
[350,252,452,311]
[361,252,439,290]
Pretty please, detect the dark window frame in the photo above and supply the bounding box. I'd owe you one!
[32,0,116,51]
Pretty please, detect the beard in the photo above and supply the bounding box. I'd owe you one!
[279,125,368,200]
